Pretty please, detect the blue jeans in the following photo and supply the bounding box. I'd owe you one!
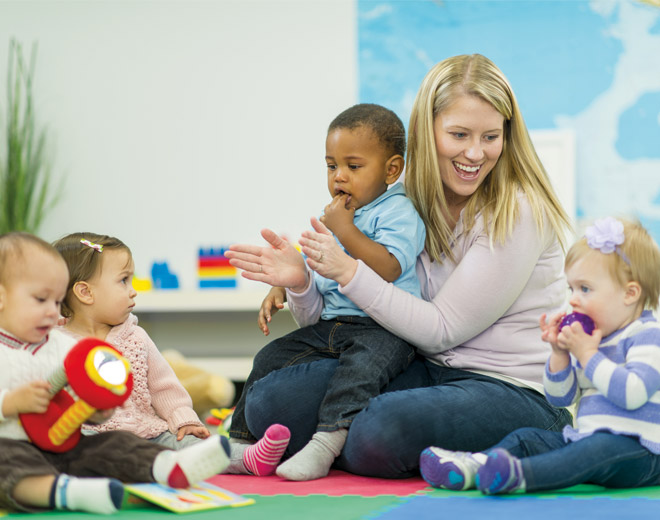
[229,316,415,441]
[244,356,572,478]
[492,427,660,491]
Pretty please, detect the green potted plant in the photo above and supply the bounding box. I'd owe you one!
[0,38,59,234]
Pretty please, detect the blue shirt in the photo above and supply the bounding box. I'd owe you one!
[316,182,426,319]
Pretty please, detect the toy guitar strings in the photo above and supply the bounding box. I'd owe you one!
[20,337,133,452]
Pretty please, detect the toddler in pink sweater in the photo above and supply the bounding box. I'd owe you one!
[52,233,290,475]
[54,232,208,449]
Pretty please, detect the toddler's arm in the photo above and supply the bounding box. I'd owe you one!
[322,194,401,282]
[258,286,287,336]
[141,329,204,430]
[579,330,660,410]
[1,380,51,418]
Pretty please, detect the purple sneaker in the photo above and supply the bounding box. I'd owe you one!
[476,448,524,495]
[420,447,486,490]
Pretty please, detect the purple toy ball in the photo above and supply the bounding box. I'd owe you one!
[559,312,595,335]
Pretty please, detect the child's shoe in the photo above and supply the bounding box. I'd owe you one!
[475,448,525,495]
[420,447,486,490]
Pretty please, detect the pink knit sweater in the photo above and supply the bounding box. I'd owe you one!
[61,314,202,439]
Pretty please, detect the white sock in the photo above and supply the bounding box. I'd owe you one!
[52,474,124,515]
[276,429,347,481]
[152,435,231,488]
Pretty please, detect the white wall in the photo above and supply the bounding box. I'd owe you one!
[0,0,357,289]
[0,1,578,294]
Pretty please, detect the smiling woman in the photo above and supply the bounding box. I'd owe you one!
[228,54,574,480]
[432,94,504,222]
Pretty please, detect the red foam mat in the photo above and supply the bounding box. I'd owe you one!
[208,469,430,497]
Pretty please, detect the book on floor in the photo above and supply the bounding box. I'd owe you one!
[124,481,255,513]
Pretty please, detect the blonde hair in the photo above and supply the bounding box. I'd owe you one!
[405,54,571,262]
[565,219,660,311]
[0,232,65,284]
[53,232,131,318]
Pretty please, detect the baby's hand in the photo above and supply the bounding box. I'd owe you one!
[177,424,211,441]
[558,323,602,367]
[3,381,52,417]
[541,312,572,373]
[320,194,355,235]
[258,286,286,336]
[87,408,116,424]
[540,312,566,351]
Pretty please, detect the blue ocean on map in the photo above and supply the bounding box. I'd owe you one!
[358,0,660,240]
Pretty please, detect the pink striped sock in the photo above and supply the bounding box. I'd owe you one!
[243,424,291,476]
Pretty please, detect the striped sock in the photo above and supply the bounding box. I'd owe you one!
[243,424,291,476]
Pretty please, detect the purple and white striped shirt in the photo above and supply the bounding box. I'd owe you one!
[544,310,660,453]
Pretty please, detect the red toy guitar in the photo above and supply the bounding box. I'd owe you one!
[20,337,133,452]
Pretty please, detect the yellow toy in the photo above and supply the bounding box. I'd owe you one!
[207,407,234,437]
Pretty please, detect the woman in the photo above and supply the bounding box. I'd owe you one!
[226,54,574,478]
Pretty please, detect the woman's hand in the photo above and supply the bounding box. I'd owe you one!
[226,229,309,292]
[258,286,286,336]
[299,217,358,286]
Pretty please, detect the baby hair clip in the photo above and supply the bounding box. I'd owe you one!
[80,239,103,253]
[584,217,630,265]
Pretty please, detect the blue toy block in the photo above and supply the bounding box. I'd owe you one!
[151,262,179,290]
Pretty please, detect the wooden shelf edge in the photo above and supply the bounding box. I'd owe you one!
[133,289,281,313]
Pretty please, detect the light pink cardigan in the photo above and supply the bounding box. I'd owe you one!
[62,314,202,439]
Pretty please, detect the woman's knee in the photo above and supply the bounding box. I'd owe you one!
[244,359,339,452]
[338,392,424,478]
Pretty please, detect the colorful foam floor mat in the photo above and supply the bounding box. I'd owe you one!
[4,471,660,519]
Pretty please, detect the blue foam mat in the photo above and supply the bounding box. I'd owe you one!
[369,494,660,520]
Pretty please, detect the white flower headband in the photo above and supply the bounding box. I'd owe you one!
[584,217,630,265]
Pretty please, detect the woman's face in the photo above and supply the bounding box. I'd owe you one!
[433,94,505,210]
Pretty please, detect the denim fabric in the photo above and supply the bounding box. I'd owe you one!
[245,356,572,478]
[492,427,660,491]
[229,316,415,442]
